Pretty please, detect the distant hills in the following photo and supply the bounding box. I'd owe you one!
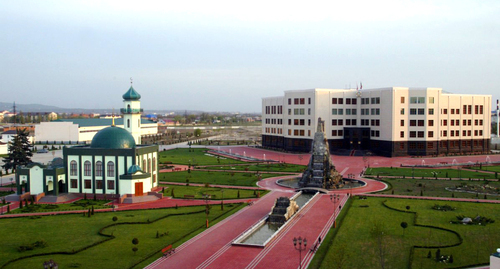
[0,102,258,115]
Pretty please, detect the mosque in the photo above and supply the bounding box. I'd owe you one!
[15,85,160,203]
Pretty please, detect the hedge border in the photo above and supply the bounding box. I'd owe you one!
[381,200,464,269]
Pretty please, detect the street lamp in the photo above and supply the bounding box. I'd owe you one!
[330,194,340,227]
[204,194,210,228]
[221,189,224,211]
[293,236,307,269]
[412,167,415,179]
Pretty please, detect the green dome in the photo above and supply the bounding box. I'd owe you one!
[122,86,141,101]
[90,126,136,149]
[127,165,143,174]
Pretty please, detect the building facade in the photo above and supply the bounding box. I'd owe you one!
[16,86,159,199]
[262,87,491,157]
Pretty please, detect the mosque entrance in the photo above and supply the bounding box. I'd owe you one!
[135,182,143,196]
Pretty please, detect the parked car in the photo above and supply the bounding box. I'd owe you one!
[37,149,49,153]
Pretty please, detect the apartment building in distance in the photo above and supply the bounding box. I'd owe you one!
[262,87,491,157]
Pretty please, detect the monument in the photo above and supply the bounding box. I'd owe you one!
[298,118,343,190]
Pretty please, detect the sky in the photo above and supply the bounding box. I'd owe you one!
[1,0,499,113]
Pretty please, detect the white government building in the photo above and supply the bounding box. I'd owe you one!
[262,87,491,157]
[15,86,159,202]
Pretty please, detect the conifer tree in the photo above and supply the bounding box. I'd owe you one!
[2,128,33,173]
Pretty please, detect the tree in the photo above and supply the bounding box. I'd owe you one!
[112,216,118,222]
[400,222,408,236]
[132,238,139,245]
[406,206,410,211]
[194,129,202,137]
[132,247,138,255]
[435,248,441,261]
[2,128,33,173]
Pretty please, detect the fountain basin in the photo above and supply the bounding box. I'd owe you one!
[232,192,317,247]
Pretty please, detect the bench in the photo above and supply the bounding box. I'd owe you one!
[183,195,195,198]
[162,245,175,257]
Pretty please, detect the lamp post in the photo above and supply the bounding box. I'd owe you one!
[221,189,224,211]
[293,236,307,269]
[412,167,415,179]
[204,194,210,228]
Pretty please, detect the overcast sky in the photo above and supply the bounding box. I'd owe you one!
[1,0,499,113]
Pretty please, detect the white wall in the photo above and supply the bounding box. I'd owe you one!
[35,122,80,143]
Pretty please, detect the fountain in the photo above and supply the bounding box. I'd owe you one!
[486,155,492,164]
[263,154,266,161]
[299,118,343,190]
[229,149,232,154]
[244,151,246,157]
[452,159,458,166]
[233,192,316,246]
[422,160,426,166]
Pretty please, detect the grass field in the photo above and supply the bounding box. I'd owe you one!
[314,197,500,269]
[159,170,279,187]
[199,163,306,173]
[1,204,245,269]
[475,165,500,173]
[159,148,246,166]
[158,184,267,200]
[378,178,500,199]
[365,167,498,179]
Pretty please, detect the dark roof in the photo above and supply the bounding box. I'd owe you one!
[2,130,17,134]
[54,118,156,127]
[122,86,141,101]
[90,126,136,149]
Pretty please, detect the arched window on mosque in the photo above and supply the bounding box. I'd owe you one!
[95,161,103,177]
[70,161,78,176]
[84,161,91,177]
[148,158,151,173]
[107,161,115,177]
[127,119,130,128]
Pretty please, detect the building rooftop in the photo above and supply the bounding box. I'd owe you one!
[122,86,141,101]
[54,118,155,128]
[90,126,136,149]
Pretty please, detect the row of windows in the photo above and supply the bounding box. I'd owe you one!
[265,127,282,134]
[332,108,359,115]
[332,98,358,105]
[442,105,484,115]
[441,119,483,126]
[265,105,283,115]
[265,118,283,124]
[331,130,344,137]
[287,129,312,137]
[360,108,380,115]
[70,159,156,177]
[70,179,115,190]
[288,98,311,105]
[442,130,483,137]
[360,97,381,104]
[331,119,358,126]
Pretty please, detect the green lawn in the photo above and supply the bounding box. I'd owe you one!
[158,184,266,200]
[159,170,280,187]
[365,167,498,179]
[1,204,245,269]
[200,163,306,173]
[378,178,500,199]
[475,165,500,173]
[9,199,112,214]
[313,197,500,269]
[159,148,246,166]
